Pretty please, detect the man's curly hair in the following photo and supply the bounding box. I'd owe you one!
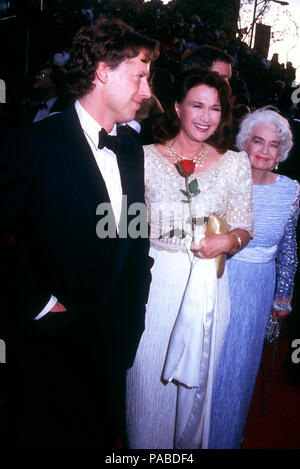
[66,17,159,99]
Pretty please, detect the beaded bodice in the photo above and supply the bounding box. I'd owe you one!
[144,144,254,252]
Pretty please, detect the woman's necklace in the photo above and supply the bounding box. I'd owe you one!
[167,141,209,168]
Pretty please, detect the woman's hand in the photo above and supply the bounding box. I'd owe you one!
[191,233,233,259]
[272,310,288,320]
[272,297,292,320]
[191,229,251,259]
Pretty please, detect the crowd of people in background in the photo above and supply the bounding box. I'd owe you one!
[1,0,300,139]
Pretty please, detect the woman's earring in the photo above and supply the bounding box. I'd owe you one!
[275,164,279,171]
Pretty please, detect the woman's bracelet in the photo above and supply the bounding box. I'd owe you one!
[272,300,292,313]
[230,231,242,254]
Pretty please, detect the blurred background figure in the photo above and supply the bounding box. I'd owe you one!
[181,44,234,83]
[23,64,72,123]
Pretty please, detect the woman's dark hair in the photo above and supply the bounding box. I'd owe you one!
[152,68,232,153]
[66,17,159,98]
[149,67,174,112]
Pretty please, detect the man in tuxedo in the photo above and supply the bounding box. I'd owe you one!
[0,17,159,447]
[22,64,72,123]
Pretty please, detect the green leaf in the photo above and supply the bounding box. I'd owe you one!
[159,228,187,239]
[181,200,190,203]
[191,189,200,197]
[189,178,198,194]
[180,190,189,197]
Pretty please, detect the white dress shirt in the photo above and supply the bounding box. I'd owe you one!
[34,100,123,319]
[75,100,123,228]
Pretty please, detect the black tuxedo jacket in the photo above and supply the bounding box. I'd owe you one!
[0,105,152,369]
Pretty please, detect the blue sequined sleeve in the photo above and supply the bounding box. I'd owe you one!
[275,180,300,301]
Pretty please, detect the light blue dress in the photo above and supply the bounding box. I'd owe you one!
[209,175,300,449]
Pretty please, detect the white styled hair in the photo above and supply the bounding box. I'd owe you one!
[236,106,293,163]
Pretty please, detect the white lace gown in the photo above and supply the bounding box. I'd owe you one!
[126,145,254,449]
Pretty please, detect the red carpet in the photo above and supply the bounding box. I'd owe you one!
[241,328,300,449]
[1,327,299,448]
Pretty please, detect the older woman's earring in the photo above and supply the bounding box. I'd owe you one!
[275,164,279,171]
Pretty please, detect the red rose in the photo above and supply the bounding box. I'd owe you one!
[175,160,195,177]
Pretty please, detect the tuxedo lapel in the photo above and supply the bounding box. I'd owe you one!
[58,106,116,231]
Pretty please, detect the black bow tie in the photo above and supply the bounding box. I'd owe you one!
[98,128,119,153]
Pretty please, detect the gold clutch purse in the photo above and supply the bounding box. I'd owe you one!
[205,214,229,279]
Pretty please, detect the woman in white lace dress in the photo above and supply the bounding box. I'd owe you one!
[126,68,254,449]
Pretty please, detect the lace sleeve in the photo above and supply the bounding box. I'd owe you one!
[275,180,300,302]
[226,151,255,236]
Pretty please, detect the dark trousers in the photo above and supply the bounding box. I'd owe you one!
[7,309,126,448]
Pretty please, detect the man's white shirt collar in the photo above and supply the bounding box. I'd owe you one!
[75,100,117,151]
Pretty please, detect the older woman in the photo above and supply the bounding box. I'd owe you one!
[209,106,300,449]
[126,68,254,449]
